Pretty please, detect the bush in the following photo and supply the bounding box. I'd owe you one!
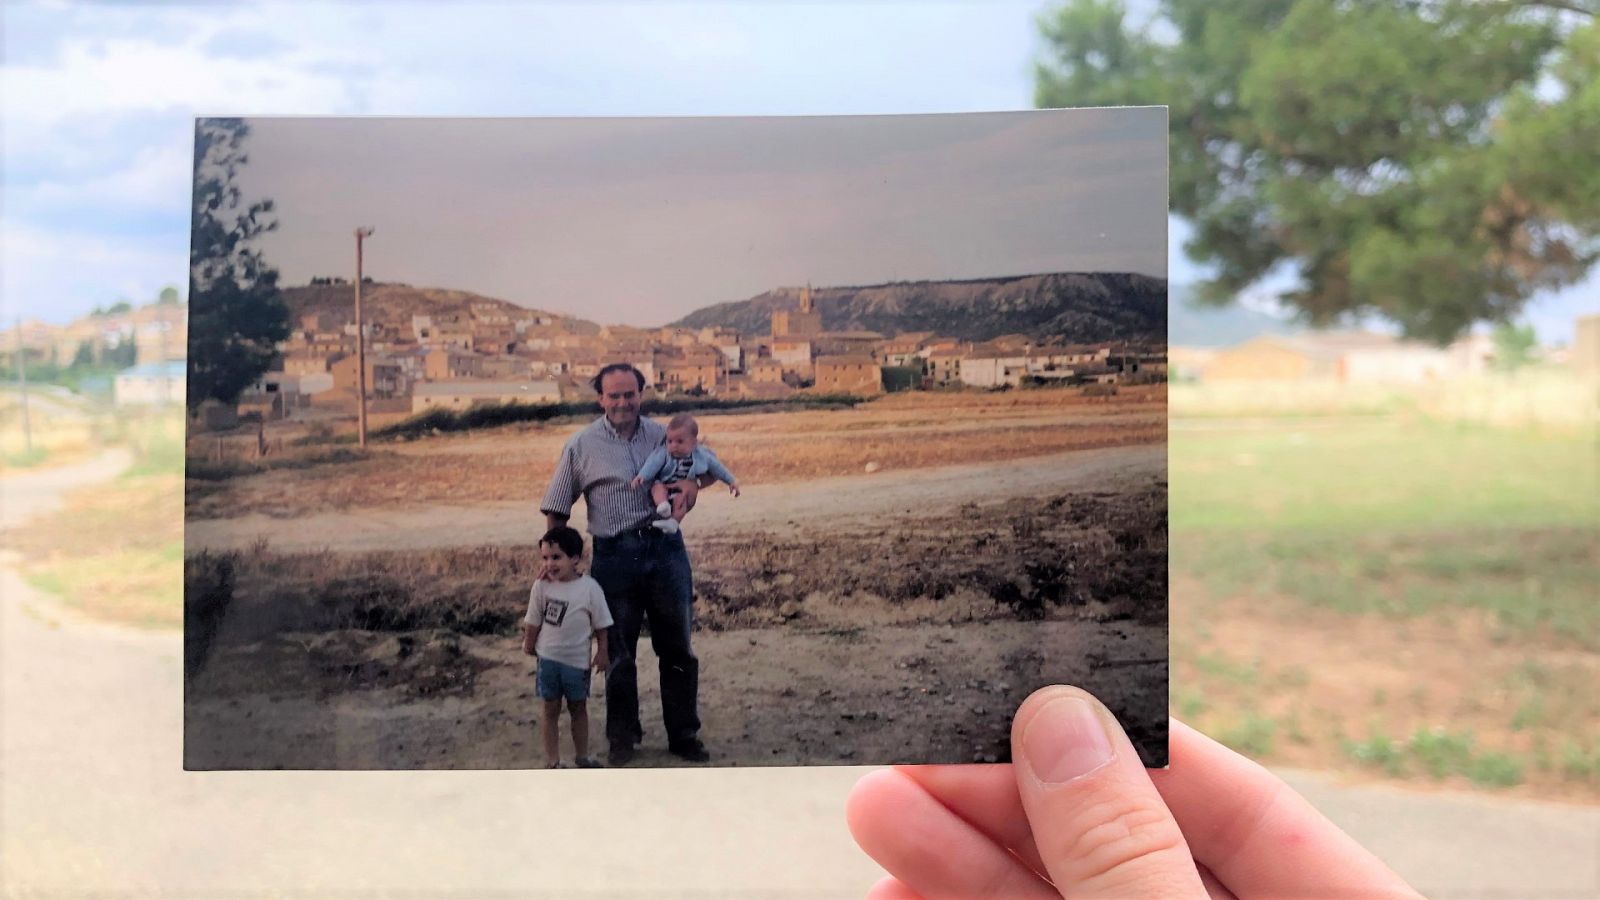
[370,394,863,441]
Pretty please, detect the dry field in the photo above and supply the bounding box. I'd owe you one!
[182,386,1169,769]
[184,481,1168,769]
[185,386,1163,519]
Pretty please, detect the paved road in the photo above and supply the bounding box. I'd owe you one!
[4,454,1598,898]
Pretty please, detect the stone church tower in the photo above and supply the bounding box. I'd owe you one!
[772,283,823,337]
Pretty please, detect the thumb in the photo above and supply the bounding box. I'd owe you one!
[1012,686,1205,899]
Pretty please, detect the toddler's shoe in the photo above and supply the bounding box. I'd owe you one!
[655,500,672,517]
[651,518,680,534]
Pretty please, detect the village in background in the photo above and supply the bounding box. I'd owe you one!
[2,279,1594,455]
[180,278,1167,448]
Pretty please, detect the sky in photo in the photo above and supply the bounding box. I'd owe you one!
[4,0,1593,340]
[235,111,1165,326]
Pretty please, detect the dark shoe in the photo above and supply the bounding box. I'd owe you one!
[574,756,603,769]
[669,738,710,763]
[609,743,635,766]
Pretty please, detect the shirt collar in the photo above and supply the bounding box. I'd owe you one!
[599,415,646,443]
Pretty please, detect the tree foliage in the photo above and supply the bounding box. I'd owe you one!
[187,117,289,409]
[1035,0,1599,342]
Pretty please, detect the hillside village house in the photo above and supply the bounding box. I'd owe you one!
[924,346,967,385]
[412,379,561,413]
[331,354,407,398]
[879,332,936,367]
[771,338,813,373]
[747,359,785,384]
[656,351,719,392]
[424,348,483,381]
[113,360,186,406]
[813,330,885,358]
[814,356,883,395]
[961,345,1030,388]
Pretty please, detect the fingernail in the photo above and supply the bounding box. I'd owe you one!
[1023,695,1115,785]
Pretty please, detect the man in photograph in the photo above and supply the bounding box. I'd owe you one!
[540,363,711,765]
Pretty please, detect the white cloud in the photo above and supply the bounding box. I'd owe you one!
[16,131,193,216]
[1,222,184,322]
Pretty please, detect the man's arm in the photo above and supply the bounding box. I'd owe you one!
[540,439,581,534]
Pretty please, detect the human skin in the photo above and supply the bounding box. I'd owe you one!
[847,685,1421,899]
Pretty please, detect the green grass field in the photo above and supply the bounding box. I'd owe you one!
[1170,414,1599,795]
[1172,418,1599,647]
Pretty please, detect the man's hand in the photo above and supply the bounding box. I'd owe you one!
[534,561,553,582]
[630,475,644,488]
[728,483,741,498]
[671,478,700,519]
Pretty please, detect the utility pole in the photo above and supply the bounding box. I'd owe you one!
[14,318,31,454]
[354,227,375,449]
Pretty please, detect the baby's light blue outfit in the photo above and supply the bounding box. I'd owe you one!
[635,445,738,488]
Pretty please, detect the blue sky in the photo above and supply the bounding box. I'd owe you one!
[3,0,1593,342]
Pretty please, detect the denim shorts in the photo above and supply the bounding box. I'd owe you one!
[537,658,591,702]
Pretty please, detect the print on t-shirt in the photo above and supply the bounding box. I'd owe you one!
[543,599,569,627]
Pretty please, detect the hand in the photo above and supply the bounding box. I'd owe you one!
[847,686,1420,899]
[672,478,699,519]
[593,655,609,674]
[630,476,644,488]
[728,483,741,498]
[534,561,553,582]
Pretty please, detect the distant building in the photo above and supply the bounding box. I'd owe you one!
[813,356,883,395]
[961,345,1028,388]
[770,339,813,372]
[412,380,561,413]
[423,348,483,381]
[924,346,967,386]
[747,359,785,384]
[113,360,186,406]
[772,284,823,337]
[1207,331,1467,383]
[813,331,884,358]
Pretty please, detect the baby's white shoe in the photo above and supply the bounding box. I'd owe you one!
[651,518,680,534]
[656,500,672,517]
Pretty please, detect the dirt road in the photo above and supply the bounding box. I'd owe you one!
[186,444,1165,553]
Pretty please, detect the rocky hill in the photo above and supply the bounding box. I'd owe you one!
[278,283,588,332]
[673,273,1166,344]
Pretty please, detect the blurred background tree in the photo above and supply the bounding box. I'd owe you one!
[1035,0,1599,343]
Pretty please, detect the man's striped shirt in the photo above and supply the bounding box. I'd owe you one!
[540,415,667,538]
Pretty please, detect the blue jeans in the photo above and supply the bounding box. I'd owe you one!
[589,528,700,749]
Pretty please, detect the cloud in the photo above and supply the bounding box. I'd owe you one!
[1,222,185,322]
[201,26,294,61]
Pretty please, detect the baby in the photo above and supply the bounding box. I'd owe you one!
[630,413,739,534]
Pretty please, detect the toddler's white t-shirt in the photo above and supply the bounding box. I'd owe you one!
[525,575,613,669]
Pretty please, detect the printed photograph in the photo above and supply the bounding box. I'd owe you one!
[182,110,1169,770]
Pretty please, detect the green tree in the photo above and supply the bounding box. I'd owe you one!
[1491,321,1539,370]
[71,341,95,368]
[158,285,181,305]
[1035,0,1599,343]
[106,300,133,315]
[187,118,289,409]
